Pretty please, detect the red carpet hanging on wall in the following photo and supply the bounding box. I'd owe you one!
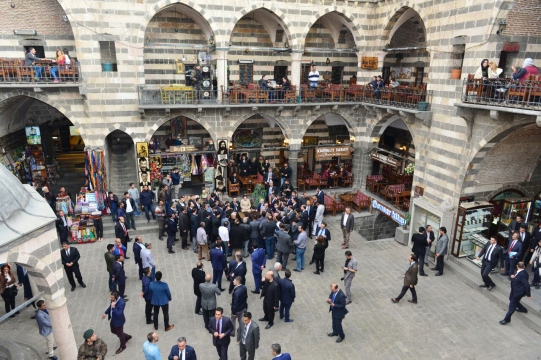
[85,149,107,210]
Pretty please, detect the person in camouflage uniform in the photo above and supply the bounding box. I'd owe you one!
[190,63,202,103]
[77,329,108,360]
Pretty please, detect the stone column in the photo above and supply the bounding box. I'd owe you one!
[290,51,303,89]
[215,50,229,103]
[45,291,78,359]
[351,141,364,190]
[288,148,300,190]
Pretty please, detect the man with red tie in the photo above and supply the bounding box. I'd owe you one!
[115,216,130,248]
[209,307,234,360]
[502,232,523,280]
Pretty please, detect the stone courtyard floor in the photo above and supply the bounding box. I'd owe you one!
[1,215,541,359]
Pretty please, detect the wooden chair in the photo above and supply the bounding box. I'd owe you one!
[319,173,328,189]
[228,180,240,197]
[58,64,79,82]
[464,74,483,101]
[284,85,296,103]
[351,191,370,213]
[297,177,306,192]
[506,81,529,105]
[527,77,541,106]
[306,173,320,190]
[301,84,317,102]
[343,172,353,188]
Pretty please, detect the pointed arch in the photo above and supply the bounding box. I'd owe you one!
[142,112,217,143]
[228,111,292,140]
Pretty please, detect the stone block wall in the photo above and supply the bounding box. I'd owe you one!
[354,212,399,241]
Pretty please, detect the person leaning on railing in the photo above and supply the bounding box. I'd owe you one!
[512,58,539,82]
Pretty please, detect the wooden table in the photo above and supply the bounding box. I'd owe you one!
[329,174,342,189]
[370,180,389,194]
[339,193,355,208]
[239,176,262,194]
[395,191,411,207]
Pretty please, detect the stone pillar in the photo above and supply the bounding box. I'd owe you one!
[45,291,78,359]
[215,50,229,103]
[351,141,364,189]
[290,51,303,89]
[288,149,300,190]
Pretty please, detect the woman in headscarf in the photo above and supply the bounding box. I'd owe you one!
[474,59,490,79]
[512,58,539,81]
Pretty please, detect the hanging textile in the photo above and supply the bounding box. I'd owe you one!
[85,150,107,210]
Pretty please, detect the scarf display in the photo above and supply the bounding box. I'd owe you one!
[85,150,107,210]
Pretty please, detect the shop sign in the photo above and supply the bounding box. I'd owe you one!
[371,199,406,226]
[414,185,424,197]
[315,146,351,159]
[361,56,378,70]
[370,151,399,167]
[169,145,196,152]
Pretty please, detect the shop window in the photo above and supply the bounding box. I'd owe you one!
[99,41,118,72]
[24,46,45,59]
[331,66,343,84]
[239,64,253,85]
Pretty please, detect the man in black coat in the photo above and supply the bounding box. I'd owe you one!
[411,227,428,276]
[228,254,247,293]
[115,216,130,250]
[192,262,206,315]
[178,207,190,250]
[327,283,348,343]
[230,276,248,332]
[60,242,86,292]
[476,236,501,290]
[166,213,178,254]
[259,270,281,329]
[500,262,531,325]
[310,222,331,265]
[56,210,70,244]
[133,235,145,280]
[278,269,296,323]
[112,255,128,300]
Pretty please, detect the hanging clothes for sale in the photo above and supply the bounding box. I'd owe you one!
[56,195,73,214]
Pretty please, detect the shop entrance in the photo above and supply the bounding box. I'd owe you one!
[105,130,136,194]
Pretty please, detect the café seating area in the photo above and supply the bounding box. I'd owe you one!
[0,58,80,83]
[366,173,412,211]
[462,74,541,110]
[299,167,354,191]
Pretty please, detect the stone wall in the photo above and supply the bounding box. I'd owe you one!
[354,211,399,241]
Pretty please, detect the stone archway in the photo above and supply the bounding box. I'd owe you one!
[105,129,137,193]
[356,212,399,241]
[143,112,217,144]
[379,4,428,48]
[228,111,291,140]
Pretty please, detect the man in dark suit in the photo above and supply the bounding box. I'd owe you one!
[228,254,247,293]
[230,197,240,212]
[133,235,145,280]
[231,276,248,332]
[508,215,526,237]
[237,312,260,360]
[392,253,419,304]
[278,269,296,323]
[259,270,281,329]
[60,242,86,292]
[150,271,174,332]
[518,225,532,263]
[500,262,531,325]
[209,307,234,360]
[178,206,190,250]
[115,216,130,249]
[192,261,205,315]
[411,227,428,276]
[423,225,436,266]
[166,213,178,254]
[477,236,501,290]
[503,232,523,278]
[168,336,197,360]
[271,344,292,360]
[112,255,127,300]
[211,242,227,291]
[310,222,331,265]
[315,187,325,205]
[306,200,316,239]
[340,208,354,249]
[55,210,70,244]
[327,283,348,343]
[251,243,266,294]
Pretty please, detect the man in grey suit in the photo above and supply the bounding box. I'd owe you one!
[340,207,354,249]
[431,227,449,276]
[200,274,221,333]
[340,251,357,305]
[237,311,260,360]
[276,224,293,270]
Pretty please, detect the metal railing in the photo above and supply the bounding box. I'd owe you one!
[461,77,541,110]
[0,60,82,84]
[137,84,432,110]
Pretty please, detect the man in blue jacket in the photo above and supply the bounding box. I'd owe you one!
[170,168,181,199]
[102,291,132,354]
[140,185,156,223]
[251,243,267,294]
[278,269,296,323]
[500,261,532,325]
[327,283,348,343]
[35,300,57,360]
[141,267,153,324]
[210,241,227,291]
[150,271,174,332]
[112,255,128,301]
[271,343,292,360]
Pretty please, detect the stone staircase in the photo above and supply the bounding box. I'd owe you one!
[0,339,42,360]
[55,152,86,196]
[108,139,137,195]
[446,255,541,334]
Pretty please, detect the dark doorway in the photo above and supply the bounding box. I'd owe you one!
[301,64,312,85]
[273,66,287,84]
[24,46,45,59]
[331,66,344,84]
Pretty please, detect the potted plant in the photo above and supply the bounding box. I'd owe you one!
[403,211,411,230]
[405,162,415,174]
[251,183,267,205]
[450,45,465,79]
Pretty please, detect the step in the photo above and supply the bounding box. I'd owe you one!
[0,339,24,360]
[446,256,541,334]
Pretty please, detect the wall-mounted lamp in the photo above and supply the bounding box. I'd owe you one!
[62,15,69,22]
[350,135,356,142]
[496,20,507,35]
[372,137,379,144]
[284,41,289,48]
[400,145,407,151]
[13,29,37,36]
[209,36,215,45]
[326,58,330,65]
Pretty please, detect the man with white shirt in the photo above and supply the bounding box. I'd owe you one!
[308,65,319,88]
[141,242,156,281]
[123,192,137,230]
[340,208,354,249]
[423,225,435,266]
[55,210,70,244]
[128,182,142,216]
[313,201,325,236]
[477,236,501,290]
[219,221,230,256]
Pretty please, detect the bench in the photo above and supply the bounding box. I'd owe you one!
[366,174,384,191]
[342,171,353,188]
[306,173,321,190]
[351,191,370,213]
[324,193,346,216]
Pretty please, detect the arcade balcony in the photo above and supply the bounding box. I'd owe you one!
[0,59,82,88]
[136,84,432,112]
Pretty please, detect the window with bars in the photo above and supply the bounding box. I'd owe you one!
[239,64,253,85]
